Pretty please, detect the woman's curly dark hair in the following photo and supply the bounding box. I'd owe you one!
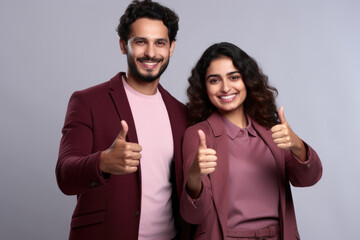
[187,42,280,128]
[116,0,179,43]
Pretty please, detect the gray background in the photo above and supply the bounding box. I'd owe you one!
[1,0,359,239]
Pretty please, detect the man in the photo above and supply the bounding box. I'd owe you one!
[56,1,188,239]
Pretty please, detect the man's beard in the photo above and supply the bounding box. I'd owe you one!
[127,55,170,83]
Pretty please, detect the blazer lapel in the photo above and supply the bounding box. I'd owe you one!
[207,113,229,237]
[158,84,186,198]
[251,120,286,229]
[251,121,285,180]
[108,73,138,144]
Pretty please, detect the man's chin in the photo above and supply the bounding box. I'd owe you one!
[139,75,159,83]
[128,57,169,83]
[135,71,159,83]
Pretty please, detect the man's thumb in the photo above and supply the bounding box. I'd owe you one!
[198,129,207,149]
[117,120,128,141]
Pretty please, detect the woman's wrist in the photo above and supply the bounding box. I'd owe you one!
[186,175,202,198]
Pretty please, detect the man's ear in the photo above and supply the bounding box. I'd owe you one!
[169,40,175,57]
[119,39,127,54]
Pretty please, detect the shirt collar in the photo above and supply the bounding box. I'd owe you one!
[222,115,257,140]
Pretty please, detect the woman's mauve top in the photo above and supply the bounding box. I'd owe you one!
[223,116,279,230]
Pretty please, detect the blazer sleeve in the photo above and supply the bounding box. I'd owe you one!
[56,91,107,195]
[180,125,214,224]
[285,141,323,187]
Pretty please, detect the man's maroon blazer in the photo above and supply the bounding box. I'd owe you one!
[56,72,188,239]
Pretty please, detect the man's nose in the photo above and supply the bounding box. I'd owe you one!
[144,44,156,58]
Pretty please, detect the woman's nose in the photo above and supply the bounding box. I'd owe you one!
[221,80,230,92]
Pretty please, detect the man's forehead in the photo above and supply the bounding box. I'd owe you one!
[129,18,169,40]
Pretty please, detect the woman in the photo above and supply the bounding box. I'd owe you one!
[180,42,322,240]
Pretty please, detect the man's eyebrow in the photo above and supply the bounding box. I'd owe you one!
[156,38,169,42]
[131,37,169,42]
[132,37,147,41]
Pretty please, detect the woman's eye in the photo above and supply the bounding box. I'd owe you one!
[209,78,219,84]
[230,75,241,81]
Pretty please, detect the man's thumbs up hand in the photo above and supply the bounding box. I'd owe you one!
[100,120,142,175]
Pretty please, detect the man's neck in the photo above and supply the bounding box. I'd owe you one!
[125,72,159,95]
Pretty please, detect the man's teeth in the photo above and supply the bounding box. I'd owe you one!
[220,94,236,99]
[143,62,157,66]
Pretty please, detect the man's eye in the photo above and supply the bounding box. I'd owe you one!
[156,41,166,46]
[135,40,145,45]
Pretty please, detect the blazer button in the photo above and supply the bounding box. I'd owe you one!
[133,210,140,217]
[89,181,98,188]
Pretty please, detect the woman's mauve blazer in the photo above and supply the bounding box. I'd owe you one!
[180,112,322,240]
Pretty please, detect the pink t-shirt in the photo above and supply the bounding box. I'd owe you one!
[223,116,280,230]
[123,79,176,240]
